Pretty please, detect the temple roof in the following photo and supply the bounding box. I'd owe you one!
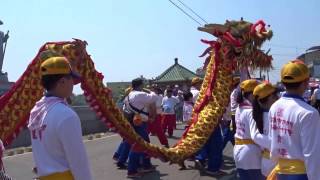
[154,58,199,83]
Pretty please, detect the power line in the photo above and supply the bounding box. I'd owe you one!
[272,53,299,57]
[265,43,307,50]
[176,0,208,24]
[168,0,203,26]
[168,1,310,52]
[167,1,308,58]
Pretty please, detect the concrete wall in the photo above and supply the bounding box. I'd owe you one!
[9,106,108,148]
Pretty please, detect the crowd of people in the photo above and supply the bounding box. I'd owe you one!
[1,57,319,180]
[111,76,247,177]
[233,60,320,180]
[112,77,205,177]
[112,59,320,180]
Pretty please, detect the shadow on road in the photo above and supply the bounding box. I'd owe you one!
[181,155,237,180]
[130,170,168,180]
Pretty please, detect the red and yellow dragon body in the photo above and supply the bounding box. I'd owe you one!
[0,19,273,164]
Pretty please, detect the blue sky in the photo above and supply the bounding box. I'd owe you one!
[1,0,319,94]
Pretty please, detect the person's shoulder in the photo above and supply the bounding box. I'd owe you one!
[239,108,252,121]
[50,103,78,119]
[294,104,320,124]
[270,98,292,110]
[271,98,283,106]
[173,96,179,101]
[162,97,170,103]
[231,88,239,94]
[242,108,252,115]
[299,102,318,114]
[190,87,198,92]
[273,97,317,115]
[130,91,150,99]
[130,90,147,96]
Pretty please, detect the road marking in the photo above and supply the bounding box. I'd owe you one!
[84,134,119,142]
[3,134,119,159]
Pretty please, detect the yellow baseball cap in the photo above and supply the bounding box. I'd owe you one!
[253,82,276,100]
[240,79,259,93]
[191,77,202,85]
[40,57,80,79]
[281,60,309,83]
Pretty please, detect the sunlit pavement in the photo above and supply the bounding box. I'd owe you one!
[3,125,236,180]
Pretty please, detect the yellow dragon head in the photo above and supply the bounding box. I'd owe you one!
[198,18,273,71]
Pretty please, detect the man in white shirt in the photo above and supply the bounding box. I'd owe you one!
[29,57,92,180]
[123,78,157,178]
[190,77,203,103]
[268,60,320,180]
[312,86,320,110]
[161,88,179,137]
[222,76,240,149]
[112,87,133,169]
[230,87,239,117]
[175,90,184,122]
[303,88,312,104]
[147,86,169,147]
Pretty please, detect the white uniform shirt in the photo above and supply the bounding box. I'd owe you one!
[151,92,163,114]
[183,102,193,122]
[249,112,276,176]
[230,88,239,115]
[234,101,262,169]
[190,86,200,103]
[279,91,286,97]
[303,89,311,102]
[269,95,320,180]
[124,90,156,121]
[162,96,179,114]
[30,103,92,180]
[313,88,320,100]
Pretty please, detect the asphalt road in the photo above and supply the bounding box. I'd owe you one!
[3,126,237,180]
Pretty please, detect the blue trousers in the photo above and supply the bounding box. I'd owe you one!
[195,126,223,172]
[221,124,235,149]
[118,140,131,165]
[237,169,265,180]
[128,123,152,174]
[277,174,308,180]
[113,139,131,164]
[113,142,123,159]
